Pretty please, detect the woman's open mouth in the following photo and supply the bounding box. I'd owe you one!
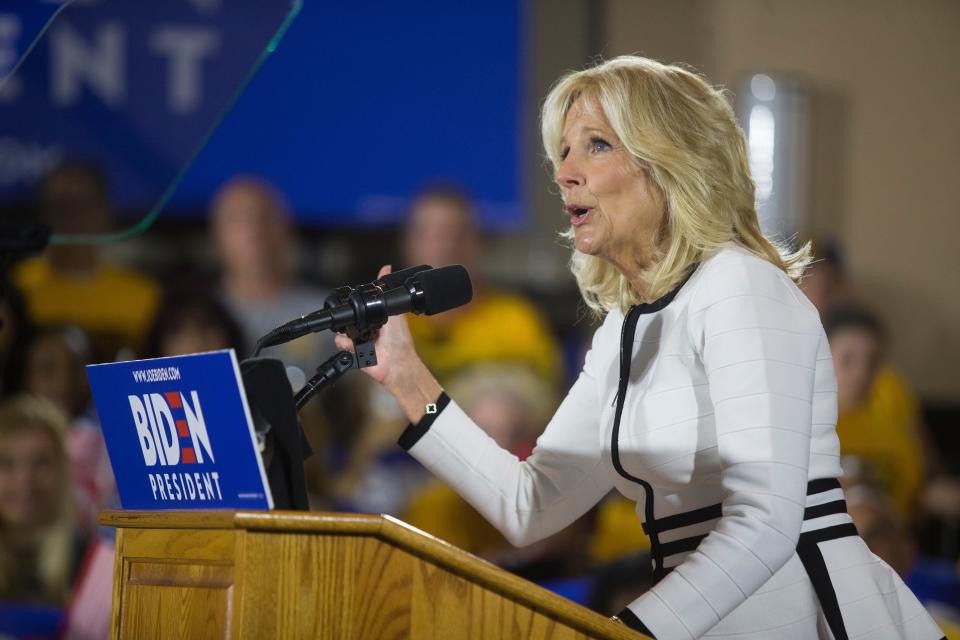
[566,204,593,226]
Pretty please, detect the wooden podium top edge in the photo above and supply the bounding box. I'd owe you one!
[100,509,383,532]
[99,510,644,639]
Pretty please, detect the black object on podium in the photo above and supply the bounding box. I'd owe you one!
[240,357,310,510]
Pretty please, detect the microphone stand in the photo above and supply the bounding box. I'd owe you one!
[294,350,356,411]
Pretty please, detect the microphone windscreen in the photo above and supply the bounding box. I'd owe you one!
[379,264,432,289]
[417,265,473,316]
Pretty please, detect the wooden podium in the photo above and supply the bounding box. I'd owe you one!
[99,510,645,639]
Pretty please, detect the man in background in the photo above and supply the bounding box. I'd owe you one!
[402,185,562,389]
[328,187,564,515]
[13,162,159,362]
[209,175,334,372]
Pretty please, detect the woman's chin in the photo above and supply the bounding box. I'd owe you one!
[573,234,600,257]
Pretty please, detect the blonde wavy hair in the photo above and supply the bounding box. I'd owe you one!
[0,394,75,604]
[541,55,811,315]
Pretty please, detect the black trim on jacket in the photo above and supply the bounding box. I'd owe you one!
[398,391,451,450]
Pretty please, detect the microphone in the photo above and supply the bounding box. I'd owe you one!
[380,264,433,288]
[257,265,472,350]
[254,265,433,356]
[321,264,432,311]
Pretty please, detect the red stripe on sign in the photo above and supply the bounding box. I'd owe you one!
[182,448,196,464]
[176,419,189,437]
[164,392,182,409]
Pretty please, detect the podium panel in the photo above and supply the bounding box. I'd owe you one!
[101,511,647,639]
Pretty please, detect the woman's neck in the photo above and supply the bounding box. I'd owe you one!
[618,258,658,303]
[610,236,663,302]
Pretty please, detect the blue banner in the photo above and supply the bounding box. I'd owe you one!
[86,350,273,510]
[0,0,295,217]
[0,1,526,229]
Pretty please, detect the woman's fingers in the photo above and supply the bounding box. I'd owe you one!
[334,333,355,352]
[333,266,391,354]
[331,265,412,386]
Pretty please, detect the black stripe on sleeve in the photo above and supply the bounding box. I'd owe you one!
[646,503,722,535]
[397,391,450,451]
[798,522,858,545]
[804,499,848,521]
[806,477,842,495]
[617,608,655,637]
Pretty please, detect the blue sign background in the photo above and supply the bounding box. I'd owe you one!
[0,0,527,229]
[86,350,273,510]
[0,0,291,218]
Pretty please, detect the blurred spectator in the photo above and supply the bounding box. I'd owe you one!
[402,185,562,388]
[587,495,650,564]
[23,326,115,536]
[23,326,92,421]
[809,241,960,549]
[13,161,159,362]
[846,483,917,576]
[210,175,334,370]
[0,394,87,605]
[402,364,593,581]
[328,390,434,515]
[210,176,364,512]
[804,240,960,567]
[845,483,960,637]
[0,279,32,397]
[799,238,850,319]
[144,280,246,358]
[586,553,654,618]
[404,364,555,555]
[827,305,926,516]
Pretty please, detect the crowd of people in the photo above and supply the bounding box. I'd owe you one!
[0,160,957,636]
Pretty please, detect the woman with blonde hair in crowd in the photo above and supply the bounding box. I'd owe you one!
[404,364,558,558]
[339,55,943,638]
[0,394,85,605]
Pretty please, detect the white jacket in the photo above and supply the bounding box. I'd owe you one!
[400,245,943,639]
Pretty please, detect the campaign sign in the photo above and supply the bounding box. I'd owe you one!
[86,350,273,510]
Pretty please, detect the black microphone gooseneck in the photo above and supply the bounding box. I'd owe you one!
[255,265,472,355]
[293,350,354,411]
[256,264,473,411]
[252,264,432,357]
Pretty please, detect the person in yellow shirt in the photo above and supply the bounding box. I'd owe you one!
[405,364,600,581]
[801,243,942,521]
[13,162,158,361]
[404,364,553,555]
[333,188,564,517]
[402,186,562,388]
[403,362,652,574]
[826,305,926,517]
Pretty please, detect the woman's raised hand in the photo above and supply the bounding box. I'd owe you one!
[333,265,442,423]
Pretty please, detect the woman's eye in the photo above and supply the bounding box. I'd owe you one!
[590,137,611,153]
[560,147,570,160]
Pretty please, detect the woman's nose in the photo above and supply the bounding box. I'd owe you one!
[554,156,583,188]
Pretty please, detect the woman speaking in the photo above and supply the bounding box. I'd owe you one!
[337,56,943,639]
